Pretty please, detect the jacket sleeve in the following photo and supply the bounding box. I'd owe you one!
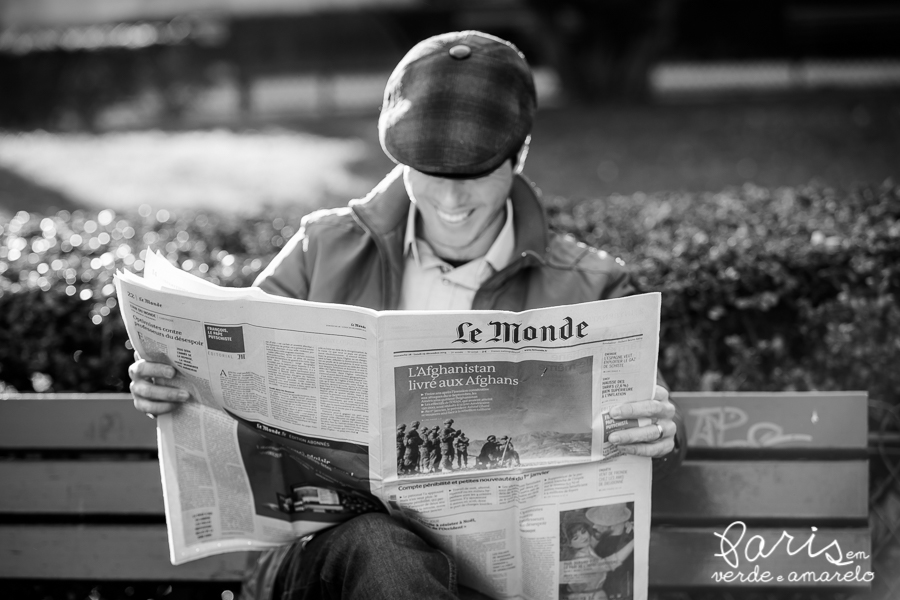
[652,390,687,480]
[253,222,313,300]
[607,264,686,480]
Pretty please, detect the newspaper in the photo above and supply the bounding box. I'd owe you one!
[115,251,660,600]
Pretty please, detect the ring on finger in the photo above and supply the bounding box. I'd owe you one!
[653,422,664,442]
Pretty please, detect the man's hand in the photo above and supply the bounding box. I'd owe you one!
[607,385,677,457]
[128,352,190,417]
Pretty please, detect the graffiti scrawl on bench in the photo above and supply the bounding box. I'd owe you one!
[688,406,814,448]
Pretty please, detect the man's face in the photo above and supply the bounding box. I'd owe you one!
[403,160,513,262]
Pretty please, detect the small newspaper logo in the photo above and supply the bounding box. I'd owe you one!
[603,413,639,443]
[601,413,640,457]
[204,324,245,353]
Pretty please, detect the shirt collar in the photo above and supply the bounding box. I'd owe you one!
[403,199,515,272]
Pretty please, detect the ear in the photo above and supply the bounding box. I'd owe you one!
[513,135,531,175]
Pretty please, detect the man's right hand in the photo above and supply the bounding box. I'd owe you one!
[128,352,190,416]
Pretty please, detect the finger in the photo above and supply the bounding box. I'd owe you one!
[617,436,675,458]
[129,360,177,383]
[652,385,669,402]
[608,420,675,445]
[609,399,676,420]
[130,379,189,403]
[133,396,181,416]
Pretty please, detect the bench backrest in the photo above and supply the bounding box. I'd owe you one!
[652,391,871,589]
[0,391,871,589]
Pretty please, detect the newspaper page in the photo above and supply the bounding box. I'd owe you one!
[115,256,659,600]
[375,297,657,600]
[117,254,386,563]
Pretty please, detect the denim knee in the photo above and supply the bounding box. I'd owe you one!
[271,513,459,600]
[318,513,458,599]
[322,513,439,568]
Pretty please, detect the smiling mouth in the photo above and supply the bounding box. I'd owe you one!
[436,208,475,224]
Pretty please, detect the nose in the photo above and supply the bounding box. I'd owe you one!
[433,180,469,210]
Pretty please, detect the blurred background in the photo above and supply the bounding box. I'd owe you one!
[1,1,899,599]
[1,0,899,214]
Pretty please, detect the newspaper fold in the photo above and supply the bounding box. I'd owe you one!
[115,251,660,600]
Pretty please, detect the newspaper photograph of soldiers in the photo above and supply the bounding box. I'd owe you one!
[394,357,593,478]
[559,502,635,600]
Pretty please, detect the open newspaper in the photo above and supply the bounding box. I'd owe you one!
[115,251,661,600]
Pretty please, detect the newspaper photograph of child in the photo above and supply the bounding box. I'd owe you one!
[559,502,635,600]
[394,356,593,478]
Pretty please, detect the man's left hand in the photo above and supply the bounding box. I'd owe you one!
[607,385,677,457]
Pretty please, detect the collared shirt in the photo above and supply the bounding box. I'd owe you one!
[398,199,515,311]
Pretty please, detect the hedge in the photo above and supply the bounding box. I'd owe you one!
[1,183,898,423]
[546,182,900,409]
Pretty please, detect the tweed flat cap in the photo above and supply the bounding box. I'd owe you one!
[379,30,536,178]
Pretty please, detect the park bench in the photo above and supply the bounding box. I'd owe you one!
[0,391,872,595]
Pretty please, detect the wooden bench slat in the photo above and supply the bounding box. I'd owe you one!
[650,526,872,589]
[0,524,872,587]
[0,395,157,450]
[0,459,868,522]
[1,391,869,452]
[673,391,868,452]
[0,525,252,580]
[0,461,163,514]
[651,460,869,523]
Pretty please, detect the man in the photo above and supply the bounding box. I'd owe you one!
[402,420,423,475]
[429,426,444,473]
[477,434,501,469]
[498,435,521,467]
[129,30,683,600]
[439,418,458,472]
[396,423,407,473]
[589,504,636,600]
[420,425,436,473]
[455,430,470,468]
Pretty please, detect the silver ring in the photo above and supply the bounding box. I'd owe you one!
[653,422,664,442]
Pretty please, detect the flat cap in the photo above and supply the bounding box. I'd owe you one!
[379,30,536,178]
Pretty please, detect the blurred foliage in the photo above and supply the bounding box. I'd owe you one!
[1,183,899,420]
[547,182,900,415]
[0,204,310,393]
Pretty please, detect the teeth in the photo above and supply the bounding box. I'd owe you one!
[437,209,473,224]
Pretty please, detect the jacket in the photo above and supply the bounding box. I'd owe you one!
[255,166,636,310]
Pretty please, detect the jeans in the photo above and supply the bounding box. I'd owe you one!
[272,513,490,600]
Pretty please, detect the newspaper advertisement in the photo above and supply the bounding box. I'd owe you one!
[115,252,659,600]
